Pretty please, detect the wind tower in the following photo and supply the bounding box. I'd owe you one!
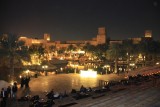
[97,27,106,44]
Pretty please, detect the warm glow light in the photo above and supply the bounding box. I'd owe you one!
[104,65,110,68]
[125,76,128,79]
[32,39,40,44]
[60,67,63,71]
[26,70,30,74]
[60,57,64,60]
[30,54,41,65]
[71,50,85,54]
[129,63,135,66]
[10,81,14,86]
[42,65,48,69]
[138,54,143,60]
[47,38,50,41]
[77,50,85,54]
[80,69,97,78]
[156,62,159,65]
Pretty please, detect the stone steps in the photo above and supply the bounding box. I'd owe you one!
[76,81,160,107]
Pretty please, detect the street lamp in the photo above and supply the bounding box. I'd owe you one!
[25,69,30,77]
[42,65,48,76]
[104,65,110,74]
[60,67,63,71]
[19,75,22,79]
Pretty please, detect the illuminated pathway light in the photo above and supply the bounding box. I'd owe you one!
[80,69,97,78]
[10,80,14,86]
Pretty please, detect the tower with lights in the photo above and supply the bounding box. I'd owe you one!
[97,27,106,44]
[44,33,51,41]
[145,30,152,38]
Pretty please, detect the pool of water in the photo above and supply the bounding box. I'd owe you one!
[29,74,124,94]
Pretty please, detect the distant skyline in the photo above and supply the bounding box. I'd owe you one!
[0,0,160,40]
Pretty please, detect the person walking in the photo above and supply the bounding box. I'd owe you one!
[7,86,12,98]
[12,82,18,100]
[0,88,7,107]
[20,77,25,88]
[24,76,30,88]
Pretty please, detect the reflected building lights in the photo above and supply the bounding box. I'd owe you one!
[80,69,97,78]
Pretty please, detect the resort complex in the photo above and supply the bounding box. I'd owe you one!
[0,27,160,107]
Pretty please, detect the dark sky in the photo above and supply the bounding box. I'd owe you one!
[0,0,160,41]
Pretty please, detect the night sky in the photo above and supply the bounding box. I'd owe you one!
[0,0,160,41]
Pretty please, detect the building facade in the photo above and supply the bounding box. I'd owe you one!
[97,27,106,44]
[145,30,152,38]
[18,28,154,50]
[19,27,107,49]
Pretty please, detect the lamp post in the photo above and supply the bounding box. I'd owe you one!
[104,65,110,74]
[42,65,48,76]
[26,69,30,77]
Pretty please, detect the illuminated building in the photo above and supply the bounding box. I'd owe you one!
[109,40,123,45]
[128,30,152,44]
[128,37,142,44]
[18,27,107,49]
[18,29,154,49]
[145,30,152,38]
[97,27,106,44]
[19,36,47,47]
[44,33,51,41]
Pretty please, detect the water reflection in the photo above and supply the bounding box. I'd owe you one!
[29,74,123,94]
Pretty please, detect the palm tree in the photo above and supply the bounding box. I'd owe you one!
[147,40,160,65]
[75,43,81,49]
[136,41,149,67]
[28,44,45,64]
[67,44,76,52]
[83,43,96,59]
[0,34,25,81]
[122,40,134,70]
[83,43,94,53]
[57,47,66,55]
[106,44,125,74]
[49,45,56,52]
[95,44,108,61]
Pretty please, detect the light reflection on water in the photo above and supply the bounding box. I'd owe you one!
[29,74,122,93]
